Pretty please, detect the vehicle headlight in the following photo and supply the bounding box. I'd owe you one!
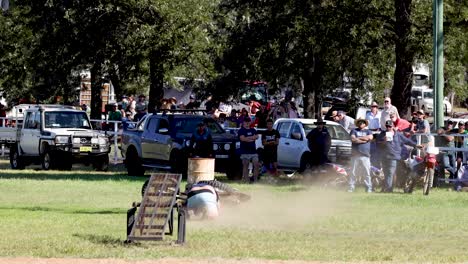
[73,137,80,144]
[55,136,69,144]
[91,138,99,144]
[98,137,108,145]
[235,142,240,149]
[213,144,219,151]
[224,143,231,150]
[185,140,191,147]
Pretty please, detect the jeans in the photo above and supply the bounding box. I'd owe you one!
[442,152,456,178]
[349,155,372,191]
[382,158,398,192]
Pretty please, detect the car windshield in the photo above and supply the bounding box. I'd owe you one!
[173,118,225,134]
[45,111,91,129]
[423,91,434,98]
[302,123,351,140]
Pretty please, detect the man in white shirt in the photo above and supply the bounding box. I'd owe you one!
[366,101,381,131]
[336,111,355,132]
[380,97,400,130]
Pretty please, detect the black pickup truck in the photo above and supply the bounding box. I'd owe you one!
[121,113,242,180]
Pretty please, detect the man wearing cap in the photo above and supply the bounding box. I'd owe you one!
[415,110,431,145]
[389,111,410,131]
[306,118,331,170]
[238,117,260,183]
[185,94,197,109]
[452,122,468,164]
[380,97,400,130]
[120,95,129,110]
[365,102,381,131]
[189,121,213,158]
[335,111,355,132]
[134,94,148,121]
[348,118,374,192]
[377,120,420,192]
[435,127,455,181]
[262,119,281,175]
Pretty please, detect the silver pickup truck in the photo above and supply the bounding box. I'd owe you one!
[0,105,110,170]
[121,113,242,179]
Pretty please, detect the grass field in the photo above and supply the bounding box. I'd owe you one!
[1,159,468,263]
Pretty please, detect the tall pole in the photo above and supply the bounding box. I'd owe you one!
[433,0,444,129]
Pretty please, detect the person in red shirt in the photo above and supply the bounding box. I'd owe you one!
[389,111,410,131]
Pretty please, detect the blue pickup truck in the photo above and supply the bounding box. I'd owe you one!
[121,113,242,179]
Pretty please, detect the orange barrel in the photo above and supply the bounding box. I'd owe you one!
[187,158,215,184]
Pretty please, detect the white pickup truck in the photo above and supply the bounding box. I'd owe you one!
[0,105,111,170]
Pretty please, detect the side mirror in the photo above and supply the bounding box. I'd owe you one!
[291,132,302,140]
[158,128,169,134]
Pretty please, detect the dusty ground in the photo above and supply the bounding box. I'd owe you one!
[0,258,413,264]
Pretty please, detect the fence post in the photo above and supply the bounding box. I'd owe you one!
[114,121,118,164]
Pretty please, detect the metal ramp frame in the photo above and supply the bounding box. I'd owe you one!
[126,173,186,244]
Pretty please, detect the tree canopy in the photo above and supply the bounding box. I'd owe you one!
[0,0,467,117]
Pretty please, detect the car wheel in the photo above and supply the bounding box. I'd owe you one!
[9,146,25,170]
[299,153,312,173]
[126,148,145,176]
[42,148,56,170]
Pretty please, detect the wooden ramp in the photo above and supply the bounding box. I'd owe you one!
[127,173,183,242]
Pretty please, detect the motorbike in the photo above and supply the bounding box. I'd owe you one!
[321,163,384,190]
[404,147,439,195]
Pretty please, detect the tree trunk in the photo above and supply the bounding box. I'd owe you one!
[392,0,414,118]
[302,55,325,119]
[90,62,103,120]
[148,51,165,112]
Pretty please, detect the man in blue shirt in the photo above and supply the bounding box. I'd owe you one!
[238,117,259,183]
[377,120,421,192]
[349,118,374,193]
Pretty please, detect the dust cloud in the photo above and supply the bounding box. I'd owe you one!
[190,185,346,231]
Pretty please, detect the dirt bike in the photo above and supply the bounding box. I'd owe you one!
[404,147,439,195]
[321,163,384,190]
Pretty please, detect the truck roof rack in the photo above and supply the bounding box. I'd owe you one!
[16,104,76,110]
[152,109,208,115]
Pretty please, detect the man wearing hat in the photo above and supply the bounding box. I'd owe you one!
[366,101,381,131]
[306,118,331,170]
[377,120,421,192]
[348,118,374,192]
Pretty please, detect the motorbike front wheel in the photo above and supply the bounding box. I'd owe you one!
[423,168,434,195]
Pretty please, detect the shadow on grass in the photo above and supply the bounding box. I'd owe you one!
[0,205,125,215]
[73,233,125,246]
[0,170,149,182]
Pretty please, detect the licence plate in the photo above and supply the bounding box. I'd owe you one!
[215,155,229,159]
[80,146,92,152]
